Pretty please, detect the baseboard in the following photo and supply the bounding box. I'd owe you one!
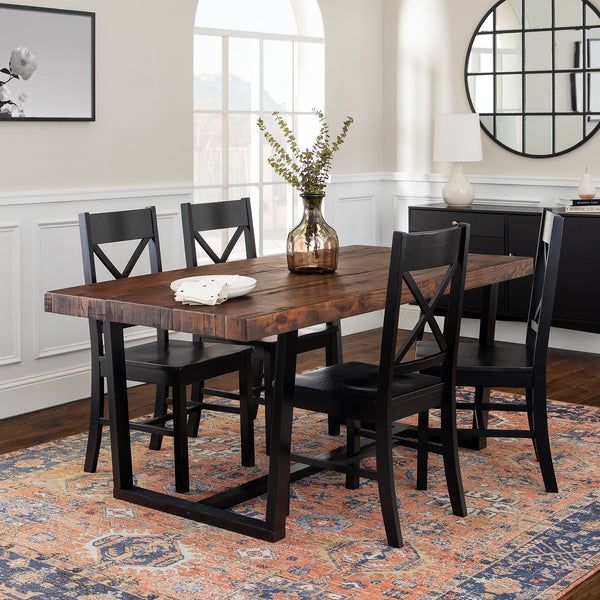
[341,312,383,336]
[0,364,148,420]
[399,305,600,354]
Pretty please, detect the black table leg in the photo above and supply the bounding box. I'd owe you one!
[265,331,298,535]
[461,283,498,451]
[102,324,353,542]
[103,322,303,542]
[103,321,134,490]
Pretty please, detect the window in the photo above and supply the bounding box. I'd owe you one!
[194,0,325,257]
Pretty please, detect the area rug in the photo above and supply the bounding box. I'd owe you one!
[0,389,598,600]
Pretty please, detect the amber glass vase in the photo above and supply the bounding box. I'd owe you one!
[287,193,339,274]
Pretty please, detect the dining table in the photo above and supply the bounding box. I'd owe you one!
[44,245,534,542]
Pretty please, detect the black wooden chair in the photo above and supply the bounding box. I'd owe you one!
[79,207,255,493]
[289,224,471,547]
[180,198,344,453]
[416,210,564,493]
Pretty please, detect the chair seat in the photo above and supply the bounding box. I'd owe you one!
[100,339,250,372]
[416,340,533,387]
[294,362,443,421]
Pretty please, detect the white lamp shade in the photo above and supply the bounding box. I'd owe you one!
[434,113,483,163]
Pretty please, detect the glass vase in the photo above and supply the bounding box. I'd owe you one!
[287,193,339,274]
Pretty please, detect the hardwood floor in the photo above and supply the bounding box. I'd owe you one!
[0,328,598,598]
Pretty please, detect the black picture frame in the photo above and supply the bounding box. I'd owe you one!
[465,0,600,159]
[0,3,95,122]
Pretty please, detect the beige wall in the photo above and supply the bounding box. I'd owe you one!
[0,0,196,192]
[3,0,594,191]
[384,0,600,177]
[319,0,384,174]
[383,0,453,174]
[0,0,385,190]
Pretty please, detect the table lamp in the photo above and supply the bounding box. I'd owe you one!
[433,113,483,207]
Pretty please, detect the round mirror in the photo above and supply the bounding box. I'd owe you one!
[465,0,600,158]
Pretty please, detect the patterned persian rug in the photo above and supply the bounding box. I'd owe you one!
[0,389,598,599]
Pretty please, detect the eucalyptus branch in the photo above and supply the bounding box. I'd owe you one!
[257,109,354,196]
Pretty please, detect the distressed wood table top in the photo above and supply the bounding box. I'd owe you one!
[44,245,534,342]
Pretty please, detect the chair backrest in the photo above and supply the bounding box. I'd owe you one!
[79,207,162,284]
[181,198,257,267]
[378,224,470,403]
[79,207,165,352]
[525,210,564,371]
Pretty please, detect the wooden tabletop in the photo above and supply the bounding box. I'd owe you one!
[44,245,533,342]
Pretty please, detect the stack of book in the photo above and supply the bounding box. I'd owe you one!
[557,199,600,213]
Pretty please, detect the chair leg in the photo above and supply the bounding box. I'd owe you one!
[525,387,539,461]
[149,384,169,451]
[172,381,189,494]
[84,369,104,473]
[375,423,403,548]
[416,411,429,491]
[239,354,256,467]
[327,416,341,437]
[345,419,361,490]
[187,381,204,438]
[325,322,343,437]
[441,392,467,517]
[264,349,275,456]
[532,387,558,493]
[464,386,489,451]
[250,357,263,420]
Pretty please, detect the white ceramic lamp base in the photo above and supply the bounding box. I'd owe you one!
[442,163,474,207]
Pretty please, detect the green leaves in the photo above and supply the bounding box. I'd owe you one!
[257,109,354,195]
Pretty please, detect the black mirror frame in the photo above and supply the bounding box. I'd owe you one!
[464,0,600,159]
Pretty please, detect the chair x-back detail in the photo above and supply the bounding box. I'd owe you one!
[417,210,565,493]
[182,198,257,265]
[79,207,255,494]
[391,256,460,375]
[289,224,471,547]
[180,198,345,452]
[83,227,160,282]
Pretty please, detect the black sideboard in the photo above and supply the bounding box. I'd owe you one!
[408,203,600,334]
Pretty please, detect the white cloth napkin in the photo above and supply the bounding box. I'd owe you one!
[174,276,239,306]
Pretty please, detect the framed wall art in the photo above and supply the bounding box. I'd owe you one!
[0,3,95,121]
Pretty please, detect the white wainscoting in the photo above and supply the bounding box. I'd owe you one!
[0,185,191,419]
[1,174,598,420]
[326,176,388,336]
[330,172,600,355]
[0,224,21,367]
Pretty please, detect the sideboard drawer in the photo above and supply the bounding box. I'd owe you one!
[410,209,505,238]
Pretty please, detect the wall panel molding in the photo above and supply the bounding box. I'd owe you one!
[34,211,181,359]
[0,224,21,366]
[334,195,377,246]
[35,219,85,359]
[0,185,193,419]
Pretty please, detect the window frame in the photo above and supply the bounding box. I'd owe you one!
[193,25,325,257]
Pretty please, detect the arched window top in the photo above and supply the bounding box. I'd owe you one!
[195,0,324,38]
